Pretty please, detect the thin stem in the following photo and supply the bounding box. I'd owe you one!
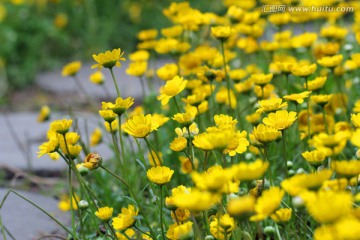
[173,96,181,113]
[139,76,147,99]
[220,41,233,110]
[282,130,288,178]
[0,190,73,236]
[0,213,7,240]
[144,138,161,166]
[186,126,196,169]
[160,185,166,240]
[322,107,329,134]
[62,134,77,238]
[100,166,156,239]
[118,116,126,175]
[110,68,121,97]
[109,123,123,170]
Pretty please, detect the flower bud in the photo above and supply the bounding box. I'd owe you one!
[78,200,89,210]
[204,235,215,240]
[264,226,275,237]
[286,161,293,168]
[83,153,102,170]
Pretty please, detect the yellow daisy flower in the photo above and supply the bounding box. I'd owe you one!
[91,48,126,70]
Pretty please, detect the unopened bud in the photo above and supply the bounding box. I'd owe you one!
[264,226,275,236]
[78,200,89,210]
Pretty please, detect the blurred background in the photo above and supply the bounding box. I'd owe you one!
[0,0,221,107]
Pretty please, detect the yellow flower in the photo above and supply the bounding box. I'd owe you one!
[171,208,191,222]
[172,188,220,212]
[305,190,352,224]
[191,165,234,192]
[270,208,292,223]
[128,50,150,62]
[262,110,297,131]
[147,150,163,167]
[37,138,59,158]
[157,63,179,81]
[124,114,158,138]
[126,61,147,77]
[210,214,236,239]
[331,160,360,178]
[250,187,285,221]
[58,194,79,212]
[99,109,117,123]
[306,76,327,91]
[102,97,134,116]
[165,185,191,209]
[172,109,197,127]
[157,75,188,105]
[170,137,187,152]
[281,169,333,196]
[251,73,273,86]
[211,25,233,41]
[83,153,102,170]
[37,105,50,122]
[151,113,170,128]
[50,119,72,134]
[92,48,126,70]
[54,13,68,29]
[229,68,247,82]
[251,124,282,144]
[268,12,291,25]
[215,86,237,109]
[116,229,136,240]
[227,195,255,217]
[161,25,183,38]
[167,222,194,240]
[147,166,174,185]
[137,29,158,41]
[317,54,343,68]
[301,149,327,166]
[104,119,119,133]
[232,159,269,181]
[112,204,138,231]
[181,93,206,107]
[320,25,347,40]
[283,91,312,104]
[62,61,81,77]
[291,63,317,77]
[256,98,288,114]
[95,206,113,221]
[311,132,348,156]
[351,113,360,128]
[89,71,105,85]
[246,112,261,125]
[291,33,317,48]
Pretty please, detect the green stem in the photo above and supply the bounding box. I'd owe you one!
[118,116,126,175]
[110,68,121,97]
[144,138,161,166]
[282,130,288,178]
[109,123,123,171]
[100,166,156,239]
[160,185,166,240]
[322,107,329,134]
[62,134,77,239]
[139,76,147,99]
[186,126,196,169]
[0,190,73,236]
[220,41,233,110]
[275,224,282,240]
[173,96,181,113]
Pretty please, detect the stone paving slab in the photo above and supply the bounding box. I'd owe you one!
[0,188,70,239]
[0,112,113,171]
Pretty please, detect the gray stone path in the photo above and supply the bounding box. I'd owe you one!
[0,188,69,239]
